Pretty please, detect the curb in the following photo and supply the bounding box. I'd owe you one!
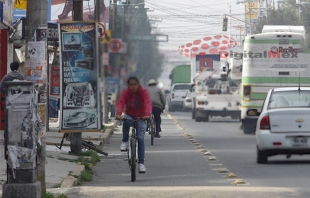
[60,163,85,188]
[58,122,116,188]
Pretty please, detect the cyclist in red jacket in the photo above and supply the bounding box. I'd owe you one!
[117,76,152,173]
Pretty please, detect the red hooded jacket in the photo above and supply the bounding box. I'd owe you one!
[117,86,152,118]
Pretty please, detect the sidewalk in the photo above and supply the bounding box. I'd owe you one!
[0,118,116,192]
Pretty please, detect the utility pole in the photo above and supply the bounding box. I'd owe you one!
[109,0,118,118]
[70,1,83,154]
[248,0,252,35]
[228,4,231,41]
[112,0,117,76]
[25,0,48,195]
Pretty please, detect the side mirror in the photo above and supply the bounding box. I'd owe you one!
[257,112,261,116]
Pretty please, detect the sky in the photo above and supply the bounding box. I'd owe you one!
[145,0,246,52]
[144,0,247,87]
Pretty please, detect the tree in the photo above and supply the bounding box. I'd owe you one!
[126,0,164,82]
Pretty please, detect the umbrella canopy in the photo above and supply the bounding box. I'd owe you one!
[178,35,239,58]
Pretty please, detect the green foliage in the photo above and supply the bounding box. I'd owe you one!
[78,151,100,165]
[81,169,93,182]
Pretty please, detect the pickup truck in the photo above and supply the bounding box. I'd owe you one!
[168,83,191,112]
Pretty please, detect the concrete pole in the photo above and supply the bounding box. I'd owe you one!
[112,0,117,76]
[70,1,83,154]
[25,0,48,195]
[229,4,231,41]
[248,0,252,35]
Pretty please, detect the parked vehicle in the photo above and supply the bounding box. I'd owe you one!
[183,91,193,111]
[168,83,191,112]
[241,26,310,134]
[256,87,310,164]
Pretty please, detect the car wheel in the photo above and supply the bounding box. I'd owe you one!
[195,114,202,122]
[203,113,209,122]
[195,117,202,122]
[192,106,196,119]
[257,146,268,164]
[169,105,174,112]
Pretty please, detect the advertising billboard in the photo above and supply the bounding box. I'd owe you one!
[50,0,109,23]
[2,0,14,26]
[59,22,100,131]
[245,0,258,20]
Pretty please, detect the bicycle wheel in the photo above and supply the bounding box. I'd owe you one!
[81,141,108,156]
[151,118,155,145]
[130,138,136,182]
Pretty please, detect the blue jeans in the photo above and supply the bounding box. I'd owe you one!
[152,107,162,133]
[122,114,147,164]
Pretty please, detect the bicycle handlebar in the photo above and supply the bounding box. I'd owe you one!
[116,117,149,121]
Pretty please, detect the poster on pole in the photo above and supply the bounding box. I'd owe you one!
[50,66,60,96]
[59,22,100,131]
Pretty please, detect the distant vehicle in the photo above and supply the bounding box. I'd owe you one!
[168,83,191,111]
[256,87,310,164]
[64,112,96,128]
[169,65,191,85]
[241,26,310,134]
[63,82,96,108]
[191,55,242,122]
[182,91,193,111]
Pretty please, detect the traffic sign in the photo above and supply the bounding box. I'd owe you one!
[102,30,111,43]
[14,0,27,10]
[98,23,106,38]
[109,39,122,53]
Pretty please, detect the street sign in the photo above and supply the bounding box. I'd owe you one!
[98,23,106,38]
[102,30,111,43]
[128,34,168,42]
[109,39,122,53]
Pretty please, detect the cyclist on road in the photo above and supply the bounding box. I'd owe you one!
[117,76,152,173]
[146,79,165,138]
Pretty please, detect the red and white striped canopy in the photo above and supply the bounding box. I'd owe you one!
[178,35,238,58]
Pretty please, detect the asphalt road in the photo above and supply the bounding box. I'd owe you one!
[51,112,310,198]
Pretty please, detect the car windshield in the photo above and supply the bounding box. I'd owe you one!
[268,90,310,109]
[173,84,191,91]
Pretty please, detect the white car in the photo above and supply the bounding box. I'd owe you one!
[256,87,310,164]
[182,91,193,111]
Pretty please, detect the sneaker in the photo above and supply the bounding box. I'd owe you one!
[120,142,128,152]
[138,163,146,173]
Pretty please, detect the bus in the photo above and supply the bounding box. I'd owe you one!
[240,30,310,134]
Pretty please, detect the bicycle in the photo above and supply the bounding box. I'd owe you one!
[147,114,156,145]
[55,133,108,156]
[119,117,144,182]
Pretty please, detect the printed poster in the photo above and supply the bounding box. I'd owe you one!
[50,66,60,96]
[59,22,99,130]
[26,41,47,87]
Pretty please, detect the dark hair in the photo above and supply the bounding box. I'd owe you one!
[127,76,139,84]
[10,61,19,71]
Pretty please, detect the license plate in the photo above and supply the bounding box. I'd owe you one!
[292,137,308,147]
